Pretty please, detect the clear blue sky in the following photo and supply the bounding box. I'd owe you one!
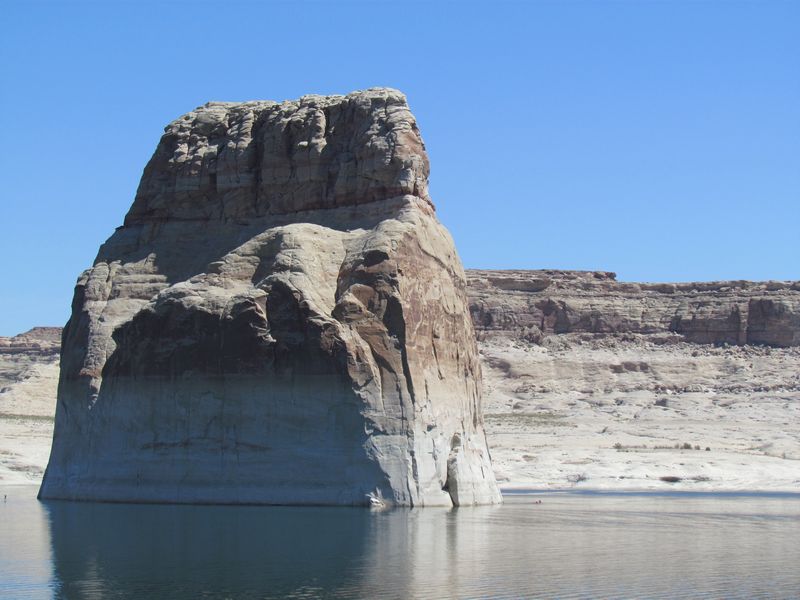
[1,1,798,335]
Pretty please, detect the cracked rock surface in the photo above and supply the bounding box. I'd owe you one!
[38,88,501,506]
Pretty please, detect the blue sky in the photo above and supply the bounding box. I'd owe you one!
[1,0,798,335]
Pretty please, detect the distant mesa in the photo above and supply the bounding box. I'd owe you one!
[0,327,62,356]
[38,88,502,506]
[468,269,800,347]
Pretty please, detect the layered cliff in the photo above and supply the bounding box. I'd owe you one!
[38,89,501,506]
[468,269,800,347]
[466,270,800,491]
[0,327,61,417]
[0,328,61,481]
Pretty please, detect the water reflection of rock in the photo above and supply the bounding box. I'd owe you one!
[43,499,508,599]
[356,505,504,598]
[44,501,374,599]
[35,496,800,598]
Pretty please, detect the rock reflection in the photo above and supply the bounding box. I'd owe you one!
[42,498,508,600]
[351,505,504,598]
[39,494,800,599]
[44,501,373,599]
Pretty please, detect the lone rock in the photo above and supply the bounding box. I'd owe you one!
[39,88,501,506]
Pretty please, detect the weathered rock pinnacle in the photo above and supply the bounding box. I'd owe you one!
[39,88,501,506]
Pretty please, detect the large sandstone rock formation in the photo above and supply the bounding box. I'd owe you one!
[39,88,501,506]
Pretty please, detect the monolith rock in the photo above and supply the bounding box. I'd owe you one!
[39,88,502,506]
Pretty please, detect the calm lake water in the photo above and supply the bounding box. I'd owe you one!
[1,486,799,599]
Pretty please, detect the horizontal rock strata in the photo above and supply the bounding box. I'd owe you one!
[0,327,61,356]
[468,270,800,347]
[0,328,61,482]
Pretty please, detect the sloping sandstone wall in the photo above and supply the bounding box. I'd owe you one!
[39,89,501,506]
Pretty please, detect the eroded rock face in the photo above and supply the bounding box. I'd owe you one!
[468,270,800,347]
[0,328,61,482]
[465,270,800,491]
[39,88,501,506]
[0,327,61,416]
